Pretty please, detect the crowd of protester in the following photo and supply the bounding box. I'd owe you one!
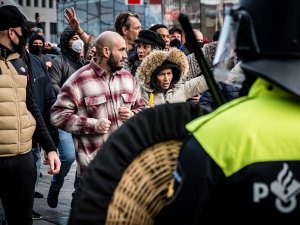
[0,4,241,224]
[1,0,298,224]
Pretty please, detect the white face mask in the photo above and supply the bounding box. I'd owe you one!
[71,40,84,53]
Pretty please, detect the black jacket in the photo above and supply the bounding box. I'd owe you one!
[28,53,59,147]
[200,82,240,112]
[49,26,84,96]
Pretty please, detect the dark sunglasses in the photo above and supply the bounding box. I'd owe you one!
[121,12,137,28]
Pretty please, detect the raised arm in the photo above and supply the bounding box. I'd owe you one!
[65,7,90,45]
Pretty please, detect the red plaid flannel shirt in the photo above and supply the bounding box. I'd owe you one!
[51,59,145,175]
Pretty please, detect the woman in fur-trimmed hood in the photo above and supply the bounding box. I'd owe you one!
[136,47,209,107]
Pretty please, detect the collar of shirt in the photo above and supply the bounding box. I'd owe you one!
[90,58,121,78]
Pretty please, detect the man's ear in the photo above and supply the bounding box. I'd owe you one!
[8,28,14,37]
[103,47,110,58]
[121,26,127,36]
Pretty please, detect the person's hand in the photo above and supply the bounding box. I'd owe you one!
[65,7,81,34]
[44,42,53,50]
[46,61,52,68]
[188,95,200,103]
[96,118,111,134]
[118,107,134,122]
[43,151,61,175]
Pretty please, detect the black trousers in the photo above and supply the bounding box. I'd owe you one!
[0,152,36,225]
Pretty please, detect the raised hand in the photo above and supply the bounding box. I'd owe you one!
[65,7,81,33]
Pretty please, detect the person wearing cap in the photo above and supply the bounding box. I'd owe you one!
[136,47,209,108]
[0,5,60,225]
[169,27,189,55]
[128,29,165,76]
[169,27,182,43]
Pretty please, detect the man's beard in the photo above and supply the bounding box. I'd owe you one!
[108,54,123,73]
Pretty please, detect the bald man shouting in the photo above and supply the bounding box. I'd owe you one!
[51,31,145,178]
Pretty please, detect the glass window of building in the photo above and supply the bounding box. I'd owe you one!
[34,0,38,7]
[42,0,46,8]
[56,0,237,42]
[50,22,57,43]
[18,0,23,6]
[26,0,31,6]
[57,0,148,37]
[49,0,53,8]
[99,0,114,32]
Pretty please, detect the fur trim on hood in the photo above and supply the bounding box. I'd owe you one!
[136,47,189,90]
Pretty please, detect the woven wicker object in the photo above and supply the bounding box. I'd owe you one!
[106,140,182,225]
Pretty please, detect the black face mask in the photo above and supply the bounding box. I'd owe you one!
[10,29,26,55]
[170,38,181,48]
[197,41,204,48]
[30,45,43,55]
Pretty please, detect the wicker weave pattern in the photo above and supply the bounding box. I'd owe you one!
[105,140,182,225]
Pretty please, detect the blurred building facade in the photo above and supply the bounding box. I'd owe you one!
[57,0,238,41]
[2,0,238,43]
[8,0,58,43]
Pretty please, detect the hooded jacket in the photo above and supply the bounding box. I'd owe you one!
[28,33,52,66]
[136,48,208,107]
[49,26,84,96]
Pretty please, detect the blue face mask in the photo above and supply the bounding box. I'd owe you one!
[70,40,84,53]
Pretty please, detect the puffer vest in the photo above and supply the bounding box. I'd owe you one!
[0,52,36,157]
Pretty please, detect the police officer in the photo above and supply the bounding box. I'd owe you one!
[154,0,300,224]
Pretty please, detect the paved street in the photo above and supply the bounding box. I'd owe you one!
[33,161,76,225]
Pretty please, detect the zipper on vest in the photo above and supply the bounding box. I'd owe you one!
[4,60,9,69]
